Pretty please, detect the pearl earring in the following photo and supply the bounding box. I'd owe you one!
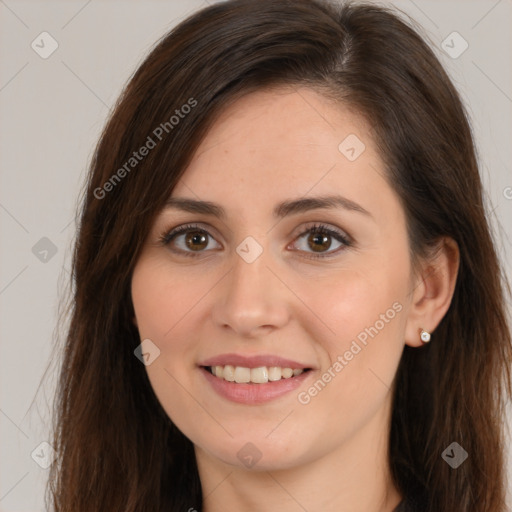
[420,328,431,343]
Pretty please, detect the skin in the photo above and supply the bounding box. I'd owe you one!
[131,87,459,512]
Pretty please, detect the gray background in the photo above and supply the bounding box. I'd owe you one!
[1,0,511,510]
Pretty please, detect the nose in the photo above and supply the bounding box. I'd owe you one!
[211,245,290,338]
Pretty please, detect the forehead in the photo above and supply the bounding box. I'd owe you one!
[193,86,373,160]
[171,87,388,213]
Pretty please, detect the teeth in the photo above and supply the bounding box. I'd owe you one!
[223,365,235,382]
[268,366,282,381]
[251,367,268,383]
[281,368,293,379]
[234,366,250,383]
[209,365,305,383]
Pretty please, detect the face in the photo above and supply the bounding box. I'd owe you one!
[131,87,414,471]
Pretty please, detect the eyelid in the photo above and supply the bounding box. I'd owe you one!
[159,222,223,246]
[159,221,352,258]
[291,221,352,243]
[288,222,352,259]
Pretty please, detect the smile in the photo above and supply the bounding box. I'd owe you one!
[205,365,310,383]
[200,366,314,404]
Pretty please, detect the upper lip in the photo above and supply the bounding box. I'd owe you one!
[200,353,314,369]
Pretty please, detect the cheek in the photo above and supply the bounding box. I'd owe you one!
[305,262,407,353]
[292,271,406,444]
[131,257,211,429]
[131,256,204,396]
[131,255,206,342]
[298,258,409,399]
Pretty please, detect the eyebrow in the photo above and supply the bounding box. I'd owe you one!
[164,194,372,219]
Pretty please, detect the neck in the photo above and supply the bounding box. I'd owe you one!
[196,396,402,512]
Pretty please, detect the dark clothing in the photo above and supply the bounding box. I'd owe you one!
[392,478,427,511]
[394,500,411,511]
[393,496,422,511]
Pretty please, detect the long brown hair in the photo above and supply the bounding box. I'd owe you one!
[46,1,512,510]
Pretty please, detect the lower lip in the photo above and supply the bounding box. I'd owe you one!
[200,367,312,404]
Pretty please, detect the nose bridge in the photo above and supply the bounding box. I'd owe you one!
[212,235,289,335]
[232,240,269,291]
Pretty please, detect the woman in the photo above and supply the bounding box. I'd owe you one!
[47,0,512,511]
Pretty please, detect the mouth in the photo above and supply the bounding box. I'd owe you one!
[202,365,313,384]
[198,353,316,404]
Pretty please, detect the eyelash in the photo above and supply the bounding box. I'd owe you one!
[158,222,352,260]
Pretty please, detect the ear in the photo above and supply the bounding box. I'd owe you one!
[404,237,459,347]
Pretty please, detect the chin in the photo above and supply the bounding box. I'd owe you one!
[195,434,313,472]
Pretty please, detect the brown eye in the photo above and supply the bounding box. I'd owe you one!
[291,223,351,259]
[160,224,221,257]
[307,231,333,252]
[184,231,209,251]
